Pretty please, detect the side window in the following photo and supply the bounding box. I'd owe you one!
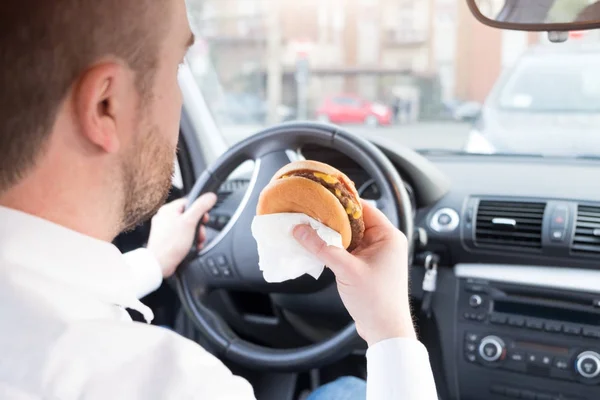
[172,159,184,191]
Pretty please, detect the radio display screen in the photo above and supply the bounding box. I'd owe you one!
[514,341,569,355]
[493,300,600,326]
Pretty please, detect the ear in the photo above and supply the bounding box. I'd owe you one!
[72,62,134,154]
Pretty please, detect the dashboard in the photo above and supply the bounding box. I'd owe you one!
[205,145,600,400]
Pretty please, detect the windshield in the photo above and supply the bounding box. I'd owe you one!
[497,54,600,113]
[184,0,600,158]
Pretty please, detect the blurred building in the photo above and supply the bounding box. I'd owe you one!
[189,0,447,118]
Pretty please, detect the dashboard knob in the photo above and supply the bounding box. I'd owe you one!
[469,294,483,308]
[576,351,600,379]
[478,336,506,362]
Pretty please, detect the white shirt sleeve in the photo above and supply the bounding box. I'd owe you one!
[123,248,164,299]
[366,337,438,400]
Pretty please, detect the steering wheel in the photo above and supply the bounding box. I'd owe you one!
[175,121,414,371]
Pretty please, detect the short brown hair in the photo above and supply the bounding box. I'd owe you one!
[0,1,169,192]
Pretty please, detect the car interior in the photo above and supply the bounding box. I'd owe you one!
[113,0,600,399]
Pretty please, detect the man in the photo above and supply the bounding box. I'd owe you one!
[0,0,437,399]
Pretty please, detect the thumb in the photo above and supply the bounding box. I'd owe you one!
[293,225,359,281]
[184,192,217,225]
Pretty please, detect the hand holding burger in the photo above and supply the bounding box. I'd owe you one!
[256,160,416,346]
[293,200,416,346]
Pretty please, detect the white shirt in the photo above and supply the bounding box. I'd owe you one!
[0,206,438,399]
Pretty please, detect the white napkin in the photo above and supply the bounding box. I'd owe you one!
[251,213,344,283]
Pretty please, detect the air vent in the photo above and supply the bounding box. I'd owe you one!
[572,205,600,255]
[475,200,546,250]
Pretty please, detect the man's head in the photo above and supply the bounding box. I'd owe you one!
[0,0,194,238]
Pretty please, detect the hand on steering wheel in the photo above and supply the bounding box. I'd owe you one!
[175,122,414,371]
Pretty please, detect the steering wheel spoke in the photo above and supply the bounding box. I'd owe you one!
[176,122,414,371]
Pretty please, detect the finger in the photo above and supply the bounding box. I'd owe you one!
[203,214,210,224]
[160,198,187,214]
[293,225,359,281]
[184,193,217,225]
[360,200,394,231]
[197,225,207,248]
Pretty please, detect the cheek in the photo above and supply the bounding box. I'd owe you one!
[154,75,183,146]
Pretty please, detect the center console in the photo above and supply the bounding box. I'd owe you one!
[455,274,600,400]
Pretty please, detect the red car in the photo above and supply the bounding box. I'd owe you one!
[316,94,392,126]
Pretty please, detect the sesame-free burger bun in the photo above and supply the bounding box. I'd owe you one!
[256,160,364,250]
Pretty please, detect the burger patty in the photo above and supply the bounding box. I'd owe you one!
[286,171,365,251]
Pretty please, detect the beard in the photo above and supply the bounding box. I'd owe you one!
[119,124,176,232]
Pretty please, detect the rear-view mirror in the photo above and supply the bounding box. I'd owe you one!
[467,0,600,31]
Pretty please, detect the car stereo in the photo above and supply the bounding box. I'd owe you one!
[456,278,600,400]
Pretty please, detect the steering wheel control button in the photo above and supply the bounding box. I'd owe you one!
[216,255,227,266]
[211,255,234,278]
[479,336,505,362]
[203,260,220,277]
[469,294,483,308]
[430,208,460,233]
[221,267,233,278]
[576,351,600,379]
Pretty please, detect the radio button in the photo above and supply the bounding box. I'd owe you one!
[479,336,505,362]
[576,351,600,379]
[525,319,544,330]
[563,325,582,336]
[582,328,600,339]
[466,343,477,352]
[543,322,563,333]
[541,355,553,366]
[509,351,525,362]
[508,316,525,327]
[490,314,507,325]
[466,284,488,294]
[466,332,479,342]
[527,354,538,364]
[465,353,477,363]
[554,358,569,370]
[469,294,483,308]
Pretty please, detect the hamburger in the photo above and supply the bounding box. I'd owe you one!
[256,160,364,251]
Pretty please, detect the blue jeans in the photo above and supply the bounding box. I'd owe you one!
[307,376,366,400]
